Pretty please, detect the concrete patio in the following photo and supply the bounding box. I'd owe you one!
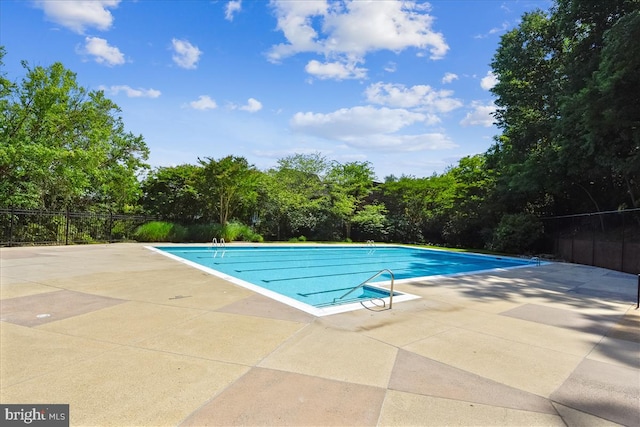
[1,243,638,426]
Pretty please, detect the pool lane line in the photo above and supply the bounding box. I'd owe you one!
[194,252,412,264]
[261,268,396,283]
[233,258,465,273]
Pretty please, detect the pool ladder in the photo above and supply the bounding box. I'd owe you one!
[333,269,395,310]
[366,240,376,254]
[211,238,226,257]
[211,237,226,248]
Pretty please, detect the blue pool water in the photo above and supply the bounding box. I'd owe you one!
[153,245,531,310]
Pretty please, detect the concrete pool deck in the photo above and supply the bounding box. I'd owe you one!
[1,243,638,426]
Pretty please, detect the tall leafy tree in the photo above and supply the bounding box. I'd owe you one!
[197,155,259,225]
[258,153,331,239]
[488,9,560,214]
[556,2,640,209]
[141,164,204,222]
[0,55,149,210]
[326,161,376,239]
[489,0,639,215]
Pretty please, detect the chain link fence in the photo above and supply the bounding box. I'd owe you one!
[541,208,640,274]
[0,208,156,246]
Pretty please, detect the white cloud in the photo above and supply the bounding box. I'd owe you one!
[189,95,217,110]
[34,0,120,34]
[384,62,397,73]
[225,0,242,21]
[365,82,463,113]
[288,105,456,152]
[475,22,510,39]
[305,59,367,80]
[442,72,458,84]
[99,85,161,98]
[171,38,202,69]
[480,71,498,90]
[460,101,496,127]
[268,0,448,80]
[240,98,263,112]
[80,37,124,66]
[291,106,425,139]
[342,133,457,152]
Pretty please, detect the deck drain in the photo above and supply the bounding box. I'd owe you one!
[169,295,191,300]
[36,313,51,318]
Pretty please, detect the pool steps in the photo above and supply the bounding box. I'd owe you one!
[329,268,395,310]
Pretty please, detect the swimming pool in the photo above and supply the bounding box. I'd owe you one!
[150,245,534,316]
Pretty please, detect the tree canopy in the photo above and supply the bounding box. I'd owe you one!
[0,52,149,211]
[2,0,638,254]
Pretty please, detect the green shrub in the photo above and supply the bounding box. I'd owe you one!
[133,221,187,242]
[185,223,220,242]
[298,235,307,242]
[134,220,263,243]
[488,213,543,254]
[220,221,263,242]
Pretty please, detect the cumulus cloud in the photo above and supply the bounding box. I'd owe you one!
[268,0,448,80]
[225,0,242,21]
[460,101,496,127]
[240,98,263,112]
[289,105,456,152]
[365,82,463,113]
[80,37,125,66]
[171,38,202,69]
[480,71,498,90]
[339,133,457,151]
[189,95,217,110]
[99,85,161,98]
[305,59,367,80]
[34,0,120,34]
[442,72,458,84]
[291,106,425,138]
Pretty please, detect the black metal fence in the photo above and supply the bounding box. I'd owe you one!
[541,208,640,274]
[0,208,156,246]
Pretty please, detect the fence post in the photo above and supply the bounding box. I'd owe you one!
[65,208,70,245]
[621,213,625,273]
[9,206,15,246]
[109,212,113,243]
[636,275,639,310]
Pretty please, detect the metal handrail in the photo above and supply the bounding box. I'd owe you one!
[334,269,395,309]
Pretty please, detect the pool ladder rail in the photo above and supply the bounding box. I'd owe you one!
[211,238,226,257]
[366,240,376,254]
[333,268,395,310]
[211,237,226,248]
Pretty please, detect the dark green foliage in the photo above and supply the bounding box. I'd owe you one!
[488,213,544,254]
[140,165,204,222]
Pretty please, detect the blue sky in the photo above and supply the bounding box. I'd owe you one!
[1,0,552,179]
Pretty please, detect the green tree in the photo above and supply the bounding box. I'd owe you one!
[326,161,376,240]
[0,55,149,210]
[488,9,560,215]
[442,155,496,248]
[352,203,388,241]
[141,164,204,222]
[557,5,640,209]
[489,0,639,216]
[258,153,331,240]
[197,155,259,225]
